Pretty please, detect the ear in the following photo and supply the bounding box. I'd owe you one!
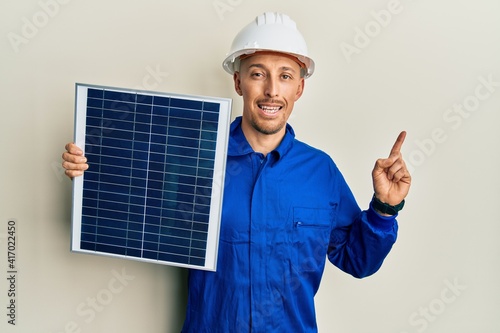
[233,72,243,96]
[294,78,305,101]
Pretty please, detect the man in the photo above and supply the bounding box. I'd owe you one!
[63,12,411,332]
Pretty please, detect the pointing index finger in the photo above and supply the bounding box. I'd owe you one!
[389,131,407,157]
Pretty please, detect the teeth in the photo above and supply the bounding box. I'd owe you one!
[259,105,281,114]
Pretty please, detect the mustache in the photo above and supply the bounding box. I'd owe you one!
[257,99,284,106]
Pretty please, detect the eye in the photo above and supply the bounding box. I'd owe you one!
[251,72,264,78]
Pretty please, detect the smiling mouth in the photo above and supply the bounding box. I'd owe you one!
[258,104,283,115]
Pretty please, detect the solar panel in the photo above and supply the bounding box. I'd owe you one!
[71,83,232,271]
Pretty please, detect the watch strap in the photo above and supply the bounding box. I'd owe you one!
[371,194,405,215]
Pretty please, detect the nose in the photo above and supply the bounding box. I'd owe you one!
[264,76,279,97]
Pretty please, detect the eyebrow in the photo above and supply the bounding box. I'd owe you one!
[247,63,298,73]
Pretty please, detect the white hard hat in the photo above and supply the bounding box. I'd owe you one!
[222,12,315,78]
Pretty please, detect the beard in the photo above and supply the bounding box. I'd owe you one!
[246,100,288,135]
[249,114,287,135]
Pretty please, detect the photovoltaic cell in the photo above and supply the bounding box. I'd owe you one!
[71,83,231,271]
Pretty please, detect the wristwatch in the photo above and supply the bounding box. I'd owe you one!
[371,194,405,215]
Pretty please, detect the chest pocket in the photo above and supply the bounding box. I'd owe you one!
[292,207,334,273]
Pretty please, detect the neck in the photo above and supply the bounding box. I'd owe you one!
[240,120,285,156]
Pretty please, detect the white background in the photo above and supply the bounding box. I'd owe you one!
[1,0,499,332]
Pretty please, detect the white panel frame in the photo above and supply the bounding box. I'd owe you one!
[70,83,232,271]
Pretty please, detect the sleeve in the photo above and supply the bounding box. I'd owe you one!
[327,169,398,279]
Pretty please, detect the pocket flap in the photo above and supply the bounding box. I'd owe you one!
[293,207,333,228]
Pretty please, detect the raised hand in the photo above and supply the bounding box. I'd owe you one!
[372,131,411,206]
[62,143,89,179]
